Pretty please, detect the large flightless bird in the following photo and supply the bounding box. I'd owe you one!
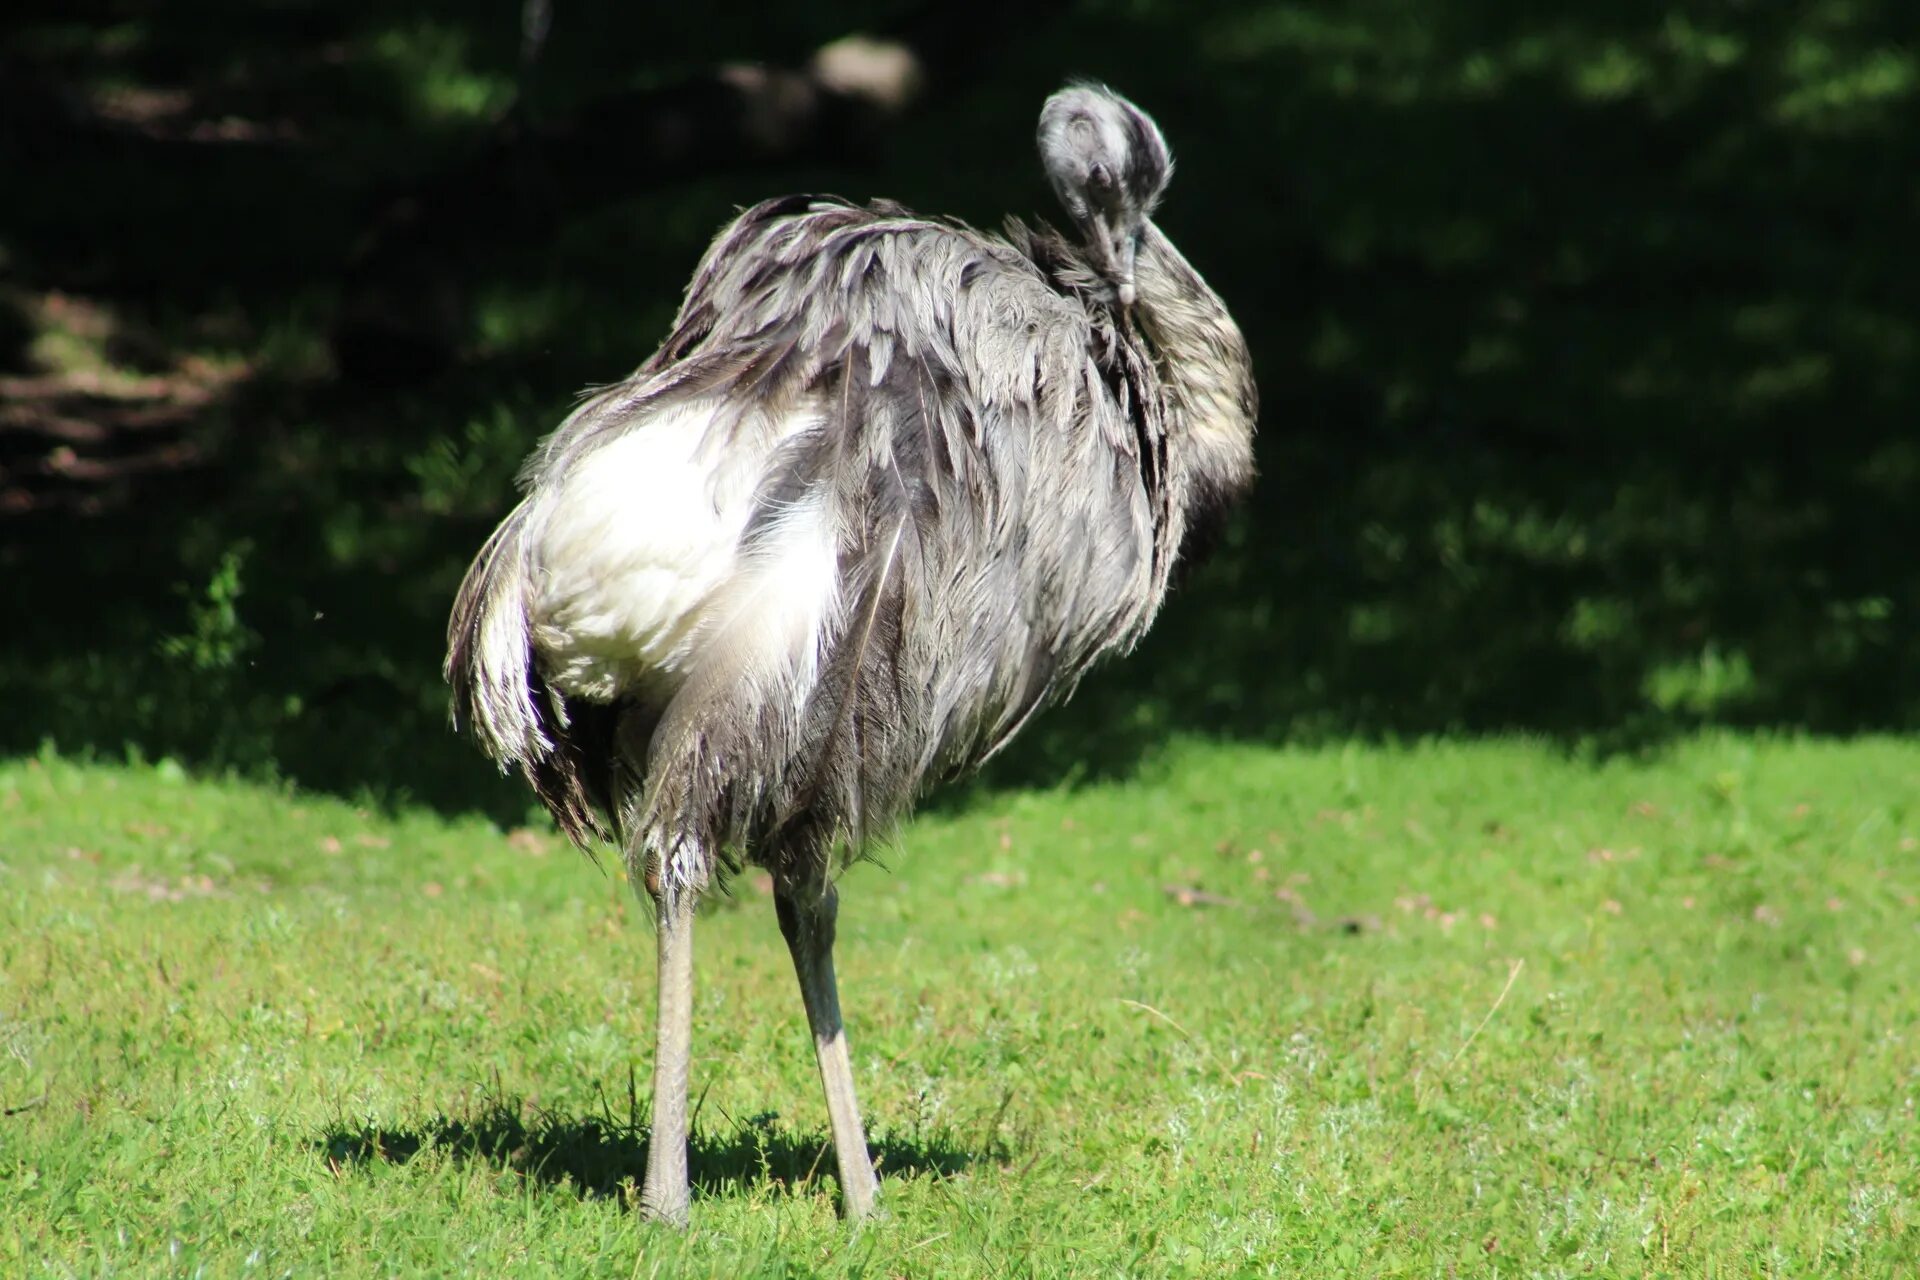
[447,84,1256,1223]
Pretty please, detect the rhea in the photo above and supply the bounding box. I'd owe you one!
[446,84,1256,1224]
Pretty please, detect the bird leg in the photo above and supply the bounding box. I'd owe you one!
[640,880,696,1227]
[774,880,880,1221]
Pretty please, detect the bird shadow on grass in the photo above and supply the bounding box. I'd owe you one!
[315,1093,990,1207]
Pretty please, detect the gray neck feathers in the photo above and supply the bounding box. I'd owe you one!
[1132,223,1258,520]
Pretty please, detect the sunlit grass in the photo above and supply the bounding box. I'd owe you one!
[2,736,1915,1275]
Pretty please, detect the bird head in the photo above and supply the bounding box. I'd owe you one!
[1037,83,1172,308]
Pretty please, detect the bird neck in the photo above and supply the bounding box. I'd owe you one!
[1131,222,1258,515]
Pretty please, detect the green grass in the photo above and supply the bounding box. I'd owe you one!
[2,735,1916,1276]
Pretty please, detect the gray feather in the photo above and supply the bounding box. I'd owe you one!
[446,86,1258,902]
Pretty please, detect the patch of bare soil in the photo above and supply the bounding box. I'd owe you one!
[0,292,246,515]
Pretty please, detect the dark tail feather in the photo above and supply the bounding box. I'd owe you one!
[446,501,612,850]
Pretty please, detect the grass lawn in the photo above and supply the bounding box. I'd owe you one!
[2,735,1915,1276]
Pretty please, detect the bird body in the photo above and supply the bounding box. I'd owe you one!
[446,86,1256,1226]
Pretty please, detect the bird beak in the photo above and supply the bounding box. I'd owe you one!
[1111,225,1139,309]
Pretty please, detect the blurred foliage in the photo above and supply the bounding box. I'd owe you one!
[0,0,1915,816]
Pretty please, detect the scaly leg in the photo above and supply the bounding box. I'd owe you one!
[639,883,695,1226]
[775,880,880,1220]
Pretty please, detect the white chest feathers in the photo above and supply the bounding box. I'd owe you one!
[525,400,840,705]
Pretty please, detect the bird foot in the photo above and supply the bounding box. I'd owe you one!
[638,1185,690,1229]
[839,1167,882,1225]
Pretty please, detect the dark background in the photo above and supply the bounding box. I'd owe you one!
[2,1,1915,821]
